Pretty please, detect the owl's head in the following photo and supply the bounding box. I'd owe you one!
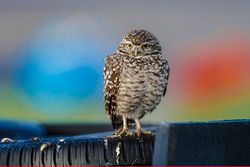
[118,30,162,57]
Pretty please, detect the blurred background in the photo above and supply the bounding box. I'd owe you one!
[0,0,249,123]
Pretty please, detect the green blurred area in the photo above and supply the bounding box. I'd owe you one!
[1,85,250,123]
[0,85,107,123]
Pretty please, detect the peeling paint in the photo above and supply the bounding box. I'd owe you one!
[115,142,121,164]
[1,138,15,143]
[40,142,51,152]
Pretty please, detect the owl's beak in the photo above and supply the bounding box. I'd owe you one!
[134,49,138,56]
[134,48,141,56]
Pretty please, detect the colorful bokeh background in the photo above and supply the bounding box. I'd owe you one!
[0,0,249,123]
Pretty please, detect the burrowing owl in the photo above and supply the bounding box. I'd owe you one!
[104,30,170,136]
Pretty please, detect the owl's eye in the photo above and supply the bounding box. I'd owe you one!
[142,44,151,50]
[125,44,132,49]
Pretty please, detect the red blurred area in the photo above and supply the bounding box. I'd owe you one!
[175,35,250,100]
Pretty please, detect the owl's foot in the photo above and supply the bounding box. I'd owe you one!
[118,128,133,136]
[114,128,123,136]
[135,128,143,137]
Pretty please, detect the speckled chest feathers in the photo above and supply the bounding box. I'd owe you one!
[104,29,170,131]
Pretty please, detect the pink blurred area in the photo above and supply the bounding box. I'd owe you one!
[169,33,250,118]
[174,34,250,98]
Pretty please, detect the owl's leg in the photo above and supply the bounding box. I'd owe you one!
[123,115,128,130]
[135,118,152,136]
[135,118,143,136]
[118,116,133,136]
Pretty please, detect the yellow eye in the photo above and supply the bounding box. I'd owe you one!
[142,44,151,49]
[126,44,132,49]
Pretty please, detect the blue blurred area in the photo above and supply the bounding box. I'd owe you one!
[11,19,116,113]
[0,119,44,139]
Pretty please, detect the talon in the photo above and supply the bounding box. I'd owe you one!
[114,128,123,135]
[118,128,133,136]
[135,128,143,137]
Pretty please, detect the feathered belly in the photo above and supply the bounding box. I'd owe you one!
[116,67,165,119]
[142,70,166,113]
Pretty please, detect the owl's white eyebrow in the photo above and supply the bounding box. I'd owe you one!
[141,42,151,45]
[123,42,133,45]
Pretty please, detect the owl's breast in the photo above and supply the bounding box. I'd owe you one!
[116,60,146,117]
[116,55,168,117]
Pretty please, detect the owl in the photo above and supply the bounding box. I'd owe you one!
[104,30,170,136]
